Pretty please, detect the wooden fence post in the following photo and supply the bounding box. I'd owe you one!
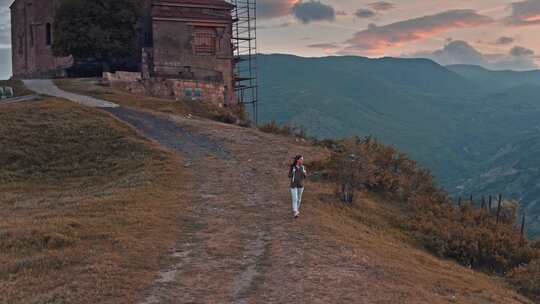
[481,196,486,210]
[496,194,502,224]
[470,194,474,205]
[458,197,462,207]
[521,212,526,244]
[488,195,492,212]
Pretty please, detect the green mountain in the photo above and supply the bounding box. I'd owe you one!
[448,64,540,91]
[257,54,540,236]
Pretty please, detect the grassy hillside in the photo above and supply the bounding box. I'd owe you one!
[6,79,538,302]
[257,54,540,236]
[0,98,188,303]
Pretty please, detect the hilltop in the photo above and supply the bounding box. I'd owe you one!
[1,79,535,303]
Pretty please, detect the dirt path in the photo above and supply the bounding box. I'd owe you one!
[127,113,324,304]
[22,79,118,108]
[16,79,286,302]
[25,79,531,304]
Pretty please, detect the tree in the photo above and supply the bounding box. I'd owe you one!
[53,0,142,72]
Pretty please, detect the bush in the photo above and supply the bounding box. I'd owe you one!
[214,103,251,127]
[321,137,439,200]
[317,135,539,276]
[408,197,537,273]
[507,260,540,301]
[258,120,307,138]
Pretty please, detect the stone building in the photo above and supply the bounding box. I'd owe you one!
[10,0,73,78]
[10,0,237,105]
[136,0,236,105]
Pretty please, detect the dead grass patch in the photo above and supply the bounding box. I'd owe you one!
[0,99,189,304]
[309,182,530,303]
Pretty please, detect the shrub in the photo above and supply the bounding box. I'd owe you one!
[214,103,251,127]
[507,260,540,301]
[321,137,439,200]
[317,135,539,276]
[258,120,307,138]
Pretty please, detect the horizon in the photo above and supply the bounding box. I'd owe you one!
[3,50,540,80]
[3,0,540,78]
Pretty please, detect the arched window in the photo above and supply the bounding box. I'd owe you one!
[46,23,52,46]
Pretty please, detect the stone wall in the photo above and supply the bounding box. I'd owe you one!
[107,76,226,105]
[103,71,142,82]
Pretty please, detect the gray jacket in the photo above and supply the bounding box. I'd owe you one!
[289,165,307,188]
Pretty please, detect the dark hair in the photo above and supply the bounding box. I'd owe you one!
[290,155,303,173]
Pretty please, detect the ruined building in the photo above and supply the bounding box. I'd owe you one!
[10,0,237,105]
[10,0,73,78]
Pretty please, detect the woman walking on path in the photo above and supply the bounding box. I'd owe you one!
[289,155,307,218]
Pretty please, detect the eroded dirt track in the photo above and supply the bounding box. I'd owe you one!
[108,107,323,303]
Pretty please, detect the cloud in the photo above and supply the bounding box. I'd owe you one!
[510,46,534,56]
[307,42,340,54]
[292,1,336,24]
[368,1,395,11]
[406,40,538,71]
[258,22,292,30]
[341,10,493,55]
[308,43,340,49]
[355,9,376,19]
[495,36,515,45]
[506,0,540,26]
[258,0,297,19]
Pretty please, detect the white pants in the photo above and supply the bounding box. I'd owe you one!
[291,187,304,214]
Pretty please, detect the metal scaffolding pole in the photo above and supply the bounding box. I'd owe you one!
[231,0,259,124]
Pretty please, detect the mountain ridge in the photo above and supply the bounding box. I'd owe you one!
[256,53,540,236]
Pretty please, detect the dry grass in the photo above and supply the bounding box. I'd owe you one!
[0,86,532,303]
[163,116,530,303]
[306,183,530,303]
[0,79,33,97]
[0,99,189,304]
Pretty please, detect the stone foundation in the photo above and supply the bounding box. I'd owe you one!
[104,72,226,105]
[103,71,142,82]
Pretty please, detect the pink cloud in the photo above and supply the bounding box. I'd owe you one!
[308,42,340,54]
[258,0,298,19]
[506,0,540,26]
[342,9,493,55]
[368,1,395,11]
[405,40,538,71]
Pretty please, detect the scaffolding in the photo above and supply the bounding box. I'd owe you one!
[231,0,259,124]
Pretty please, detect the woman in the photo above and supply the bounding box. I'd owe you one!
[289,155,307,218]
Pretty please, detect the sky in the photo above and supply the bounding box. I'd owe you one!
[1,0,540,78]
[258,0,540,70]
